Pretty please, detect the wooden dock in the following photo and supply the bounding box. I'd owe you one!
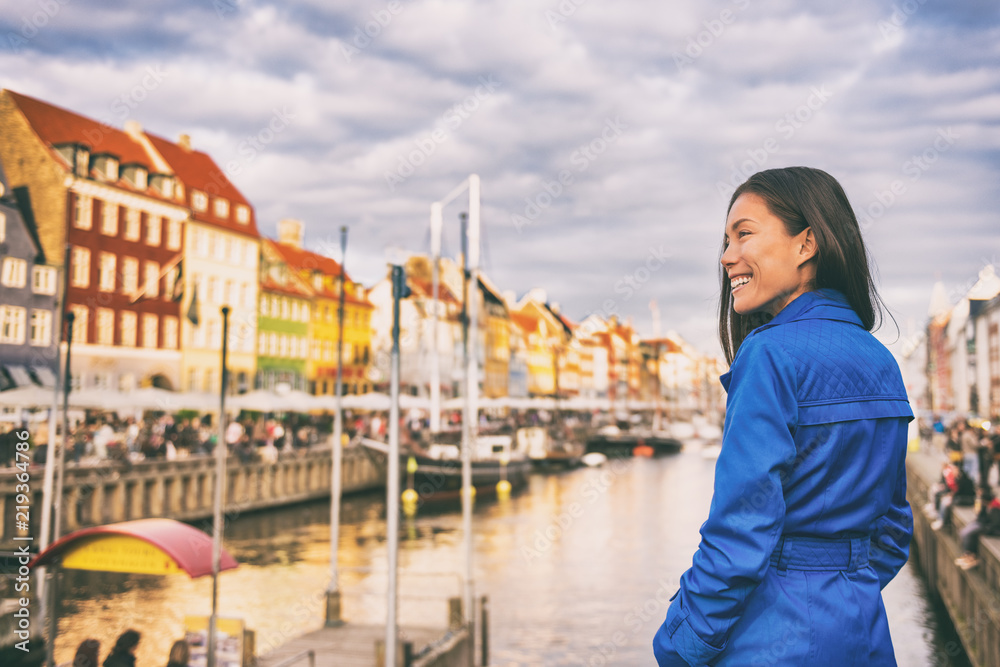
[257,622,472,667]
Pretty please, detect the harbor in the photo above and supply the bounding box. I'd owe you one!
[0,440,981,666]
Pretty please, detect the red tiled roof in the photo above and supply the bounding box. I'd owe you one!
[270,241,373,308]
[409,277,459,304]
[260,276,313,298]
[510,312,538,334]
[7,89,154,169]
[145,132,260,238]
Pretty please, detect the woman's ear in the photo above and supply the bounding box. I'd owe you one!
[797,227,817,266]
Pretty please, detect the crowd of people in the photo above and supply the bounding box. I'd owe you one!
[922,415,1000,570]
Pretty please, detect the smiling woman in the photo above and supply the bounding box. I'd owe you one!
[653,167,914,666]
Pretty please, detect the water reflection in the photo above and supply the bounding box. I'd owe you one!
[53,451,969,666]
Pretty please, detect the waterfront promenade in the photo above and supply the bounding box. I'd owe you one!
[0,443,385,549]
[907,448,1000,667]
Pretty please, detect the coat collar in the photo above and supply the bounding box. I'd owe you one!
[749,288,863,336]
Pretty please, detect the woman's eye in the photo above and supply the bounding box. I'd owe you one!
[738,230,750,238]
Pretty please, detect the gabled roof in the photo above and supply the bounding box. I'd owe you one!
[260,276,314,298]
[410,277,460,305]
[510,312,538,335]
[6,89,154,168]
[145,132,259,237]
[270,241,373,307]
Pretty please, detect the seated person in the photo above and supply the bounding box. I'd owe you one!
[955,491,1000,569]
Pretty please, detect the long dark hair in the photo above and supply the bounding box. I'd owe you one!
[718,167,892,364]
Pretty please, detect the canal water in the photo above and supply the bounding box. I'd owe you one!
[52,448,970,666]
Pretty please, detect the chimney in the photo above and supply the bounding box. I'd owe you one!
[278,218,304,249]
[178,133,191,151]
[124,120,143,138]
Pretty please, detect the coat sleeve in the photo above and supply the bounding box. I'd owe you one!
[654,337,798,666]
[870,449,912,589]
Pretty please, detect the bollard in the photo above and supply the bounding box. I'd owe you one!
[325,590,344,627]
[480,595,489,666]
[449,596,464,630]
[376,639,408,666]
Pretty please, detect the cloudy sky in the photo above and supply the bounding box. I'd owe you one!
[1,0,998,359]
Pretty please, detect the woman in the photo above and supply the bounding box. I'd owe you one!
[165,639,190,667]
[103,630,140,667]
[653,167,912,666]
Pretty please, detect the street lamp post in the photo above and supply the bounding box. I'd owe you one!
[208,306,230,667]
[327,225,348,625]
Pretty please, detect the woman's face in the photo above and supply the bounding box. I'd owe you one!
[721,193,815,317]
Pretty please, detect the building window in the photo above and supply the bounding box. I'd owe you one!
[269,332,278,357]
[99,252,116,292]
[187,368,198,392]
[74,195,92,229]
[101,201,119,236]
[144,261,160,298]
[163,316,178,349]
[196,229,208,256]
[0,306,26,344]
[235,205,250,225]
[207,320,219,350]
[225,279,235,306]
[124,209,141,241]
[0,211,6,242]
[96,308,114,345]
[70,247,90,288]
[120,311,137,347]
[147,216,162,246]
[192,191,208,212]
[214,197,229,219]
[167,219,182,250]
[122,257,139,295]
[214,234,225,261]
[239,283,249,308]
[70,305,88,344]
[29,309,52,346]
[260,295,270,317]
[279,334,288,358]
[1,257,27,288]
[142,314,158,348]
[281,298,290,320]
[205,369,215,393]
[32,266,57,295]
[258,332,267,355]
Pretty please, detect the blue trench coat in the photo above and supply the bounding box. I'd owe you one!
[653,289,913,666]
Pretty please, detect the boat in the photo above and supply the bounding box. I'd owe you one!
[585,424,683,457]
[516,426,585,469]
[360,432,531,505]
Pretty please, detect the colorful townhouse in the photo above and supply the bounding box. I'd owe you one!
[0,156,59,391]
[257,237,313,392]
[0,90,190,392]
[146,132,261,395]
[368,254,463,397]
[271,219,373,396]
